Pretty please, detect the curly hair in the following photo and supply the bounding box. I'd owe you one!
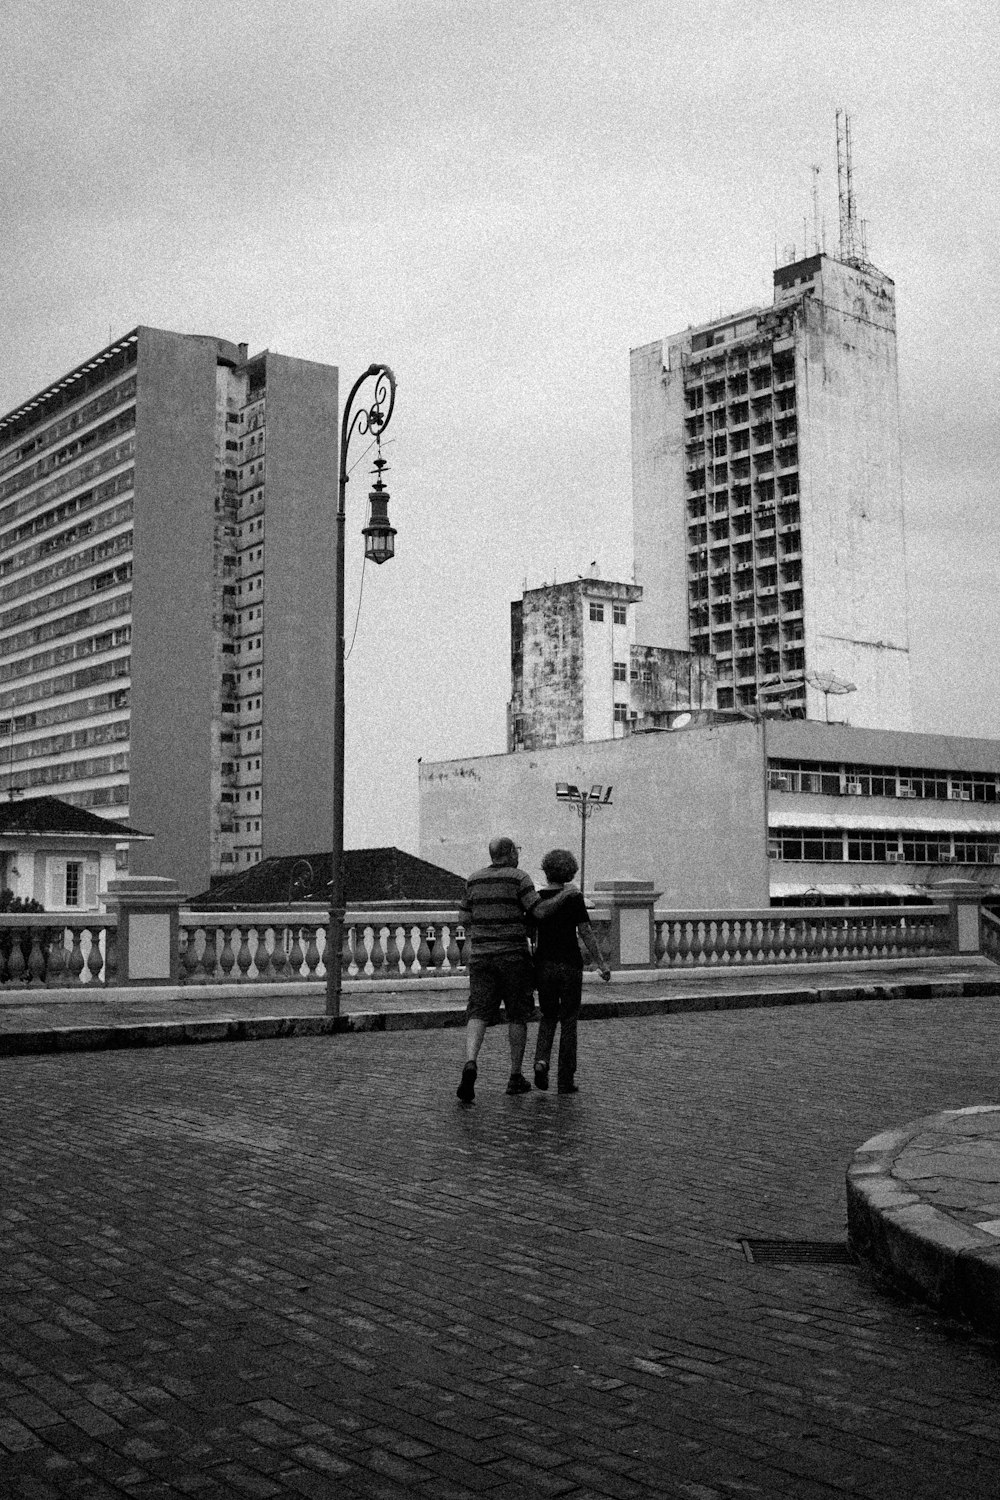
[541,848,578,884]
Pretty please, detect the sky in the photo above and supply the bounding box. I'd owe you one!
[3,0,998,853]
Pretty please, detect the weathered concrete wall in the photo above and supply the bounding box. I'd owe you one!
[130,328,222,893]
[796,259,912,729]
[418,720,769,908]
[630,340,691,654]
[629,645,717,715]
[259,353,339,859]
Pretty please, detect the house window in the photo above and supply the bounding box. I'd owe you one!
[589,603,604,622]
[65,862,81,907]
[613,603,627,625]
[613,661,628,683]
[613,705,628,723]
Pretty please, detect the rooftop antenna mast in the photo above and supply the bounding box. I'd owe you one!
[836,110,860,265]
[811,165,822,254]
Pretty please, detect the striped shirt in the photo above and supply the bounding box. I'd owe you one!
[460,864,539,959]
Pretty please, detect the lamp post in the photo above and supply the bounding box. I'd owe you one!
[326,364,397,1018]
[555,783,613,896]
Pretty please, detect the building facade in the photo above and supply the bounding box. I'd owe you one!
[420,721,1000,908]
[631,252,912,729]
[0,327,339,893]
[508,575,716,750]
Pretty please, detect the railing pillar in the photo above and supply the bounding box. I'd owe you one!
[593,881,661,969]
[932,879,988,955]
[106,877,184,984]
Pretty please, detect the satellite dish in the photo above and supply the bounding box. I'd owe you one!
[805,670,857,724]
[670,712,692,730]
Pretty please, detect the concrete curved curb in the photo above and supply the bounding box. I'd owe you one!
[847,1105,1000,1337]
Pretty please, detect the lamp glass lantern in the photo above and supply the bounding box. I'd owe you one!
[362,455,396,565]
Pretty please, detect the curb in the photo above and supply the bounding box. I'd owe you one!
[0,976,997,1058]
[847,1107,1000,1338]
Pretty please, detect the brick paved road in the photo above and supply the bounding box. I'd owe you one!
[2,994,1000,1499]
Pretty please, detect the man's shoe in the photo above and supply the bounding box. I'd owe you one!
[557,1082,579,1094]
[457,1062,477,1103]
[533,1061,549,1091]
[506,1073,532,1095]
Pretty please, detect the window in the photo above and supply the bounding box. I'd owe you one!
[613,661,627,683]
[589,603,604,622]
[613,603,627,625]
[65,861,81,907]
[613,705,628,723]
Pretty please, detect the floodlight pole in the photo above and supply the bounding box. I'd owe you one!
[555,784,613,896]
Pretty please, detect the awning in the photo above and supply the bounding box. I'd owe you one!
[769,809,1000,834]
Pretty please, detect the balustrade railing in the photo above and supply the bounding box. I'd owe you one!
[178,909,469,984]
[651,905,952,968]
[0,914,116,987]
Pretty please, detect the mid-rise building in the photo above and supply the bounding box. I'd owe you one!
[631,252,912,729]
[0,327,339,893]
[508,575,716,750]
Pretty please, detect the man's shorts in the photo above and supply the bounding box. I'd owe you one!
[466,953,535,1026]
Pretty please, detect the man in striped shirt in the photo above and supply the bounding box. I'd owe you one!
[456,835,571,1102]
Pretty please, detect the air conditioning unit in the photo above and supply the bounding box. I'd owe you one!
[885,851,905,863]
[769,775,790,792]
[948,788,971,801]
[992,854,1000,866]
[896,787,917,798]
[845,781,863,795]
[939,854,958,864]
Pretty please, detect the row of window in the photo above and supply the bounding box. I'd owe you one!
[0,716,128,766]
[0,687,129,740]
[60,784,130,810]
[0,654,130,715]
[0,623,131,686]
[0,404,135,506]
[0,435,135,533]
[768,827,1000,865]
[0,560,129,635]
[0,590,131,663]
[768,761,1000,802]
[588,602,629,625]
[0,749,129,794]
[0,376,136,481]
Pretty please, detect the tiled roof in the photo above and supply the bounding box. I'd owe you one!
[192,847,467,907]
[0,797,149,839]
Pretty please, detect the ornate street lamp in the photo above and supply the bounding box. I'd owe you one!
[327,364,397,1018]
[555,782,613,896]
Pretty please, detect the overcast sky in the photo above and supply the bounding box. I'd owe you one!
[4,0,998,852]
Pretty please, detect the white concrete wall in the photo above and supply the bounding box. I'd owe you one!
[797,260,913,729]
[419,720,769,908]
[630,340,691,653]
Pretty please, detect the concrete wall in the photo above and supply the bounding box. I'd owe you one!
[630,340,690,653]
[796,259,913,729]
[129,328,224,893]
[767,720,1000,775]
[419,720,769,908]
[259,353,339,859]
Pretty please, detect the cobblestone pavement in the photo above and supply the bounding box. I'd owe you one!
[3,994,1000,1498]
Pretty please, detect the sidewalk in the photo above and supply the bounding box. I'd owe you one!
[0,954,996,1054]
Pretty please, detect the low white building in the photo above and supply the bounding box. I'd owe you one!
[420,721,1000,908]
[0,797,150,912]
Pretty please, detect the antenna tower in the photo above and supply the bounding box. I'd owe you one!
[811,165,821,254]
[836,110,862,265]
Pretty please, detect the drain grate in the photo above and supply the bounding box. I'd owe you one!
[741,1238,856,1266]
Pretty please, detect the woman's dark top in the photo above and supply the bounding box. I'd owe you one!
[534,887,590,968]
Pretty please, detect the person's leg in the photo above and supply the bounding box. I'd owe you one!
[533,962,559,1082]
[556,966,583,1091]
[458,962,499,1101]
[503,955,534,1094]
[465,1017,488,1064]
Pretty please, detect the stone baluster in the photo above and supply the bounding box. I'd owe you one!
[236,927,254,982]
[366,925,384,977]
[266,926,286,981]
[45,930,68,987]
[86,928,105,984]
[416,925,432,975]
[429,926,447,973]
[459,926,472,969]
[287,925,305,979]
[337,922,352,978]
[7,934,26,985]
[218,927,236,979]
[653,920,667,967]
[725,919,741,965]
[676,920,692,966]
[27,931,47,986]
[400,925,417,977]
[385,925,402,976]
[303,924,322,978]
[446,925,461,972]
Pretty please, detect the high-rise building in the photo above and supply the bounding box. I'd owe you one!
[631,252,912,729]
[507,575,716,750]
[0,326,339,893]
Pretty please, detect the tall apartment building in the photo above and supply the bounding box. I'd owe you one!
[508,575,716,750]
[0,327,338,893]
[631,252,912,730]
